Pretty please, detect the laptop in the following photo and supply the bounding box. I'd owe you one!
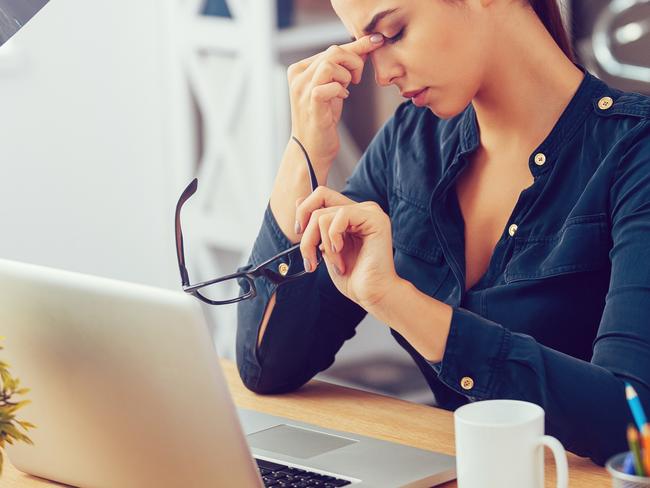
[0,258,456,487]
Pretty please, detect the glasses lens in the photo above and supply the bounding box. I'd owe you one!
[196,276,252,303]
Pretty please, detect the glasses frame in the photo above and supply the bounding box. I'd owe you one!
[174,136,322,306]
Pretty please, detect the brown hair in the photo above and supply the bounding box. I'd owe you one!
[527,0,575,62]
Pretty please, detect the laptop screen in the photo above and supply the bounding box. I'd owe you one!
[0,0,49,47]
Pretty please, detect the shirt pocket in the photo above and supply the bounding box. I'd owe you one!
[391,195,450,297]
[504,213,611,284]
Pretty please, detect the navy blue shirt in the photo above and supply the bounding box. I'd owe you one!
[236,65,650,465]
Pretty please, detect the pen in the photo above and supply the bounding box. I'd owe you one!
[626,383,648,432]
[628,424,645,476]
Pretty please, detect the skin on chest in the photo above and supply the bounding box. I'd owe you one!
[455,153,535,289]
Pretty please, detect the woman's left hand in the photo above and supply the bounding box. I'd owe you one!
[295,186,399,309]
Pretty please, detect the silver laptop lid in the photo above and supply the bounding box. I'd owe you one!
[0,258,263,488]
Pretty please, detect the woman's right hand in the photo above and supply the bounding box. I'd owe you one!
[287,34,385,174]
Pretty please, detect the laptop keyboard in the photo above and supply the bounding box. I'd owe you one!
[255,458,352,487]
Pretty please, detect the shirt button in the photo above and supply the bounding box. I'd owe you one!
[534,153,546,166]
[508,224,518,237]
[278,263,289,276]
[461,377,474,390]
[598,96,614,110]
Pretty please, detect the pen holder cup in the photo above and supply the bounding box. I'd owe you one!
[607,452,650,488]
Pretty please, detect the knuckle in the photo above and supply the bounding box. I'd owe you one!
[325,45,341,55]
[336,206,349,218]
[321,60,335,70]
[310,86,325,101]
[308,208,322,226]
[315,62,334,79]
[362,200,381,210]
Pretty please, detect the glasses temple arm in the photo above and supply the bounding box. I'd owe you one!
[291,136,319,192]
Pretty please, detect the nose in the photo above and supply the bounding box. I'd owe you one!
[370,51,403,87]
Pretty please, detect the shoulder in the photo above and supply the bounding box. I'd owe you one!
[589,81,650,147]
[579,75,650,179]
[592,89,650,121]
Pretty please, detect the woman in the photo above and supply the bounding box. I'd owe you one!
[236,0,650,464]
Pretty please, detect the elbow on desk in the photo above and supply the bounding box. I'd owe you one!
[236,358,310,395]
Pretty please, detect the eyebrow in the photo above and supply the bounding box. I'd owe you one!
[349,8,400,41]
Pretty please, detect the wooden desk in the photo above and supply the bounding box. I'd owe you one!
[5,359,611,487]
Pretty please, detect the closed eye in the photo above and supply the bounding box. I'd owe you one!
[385,28,405,44]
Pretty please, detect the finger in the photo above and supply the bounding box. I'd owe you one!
[317,212,344,275]
[295,186,355,234]
[329,207,350,256]
[318,213,347,275]
[312,61,353,89]
[329,205,379,248]
[310,81,349,105]
[303,45,365,85]
[341,33,385,56]
[289,51,325,77]
[300,207,336,272]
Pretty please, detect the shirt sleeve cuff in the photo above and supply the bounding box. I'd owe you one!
[236,202,317,301]
[428,306,512,400]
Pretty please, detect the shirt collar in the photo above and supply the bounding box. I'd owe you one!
[456,63,611,176]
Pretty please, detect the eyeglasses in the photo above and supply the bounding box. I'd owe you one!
[174,136,322,306]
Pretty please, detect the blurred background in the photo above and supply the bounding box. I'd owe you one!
[0,0,648,406]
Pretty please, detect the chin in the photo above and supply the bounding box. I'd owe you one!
[428,106,461,120]
[427,96,472,120]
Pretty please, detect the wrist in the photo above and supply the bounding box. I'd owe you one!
[286,137,332,186]
[365,276,412,324]
[368,277,452,363]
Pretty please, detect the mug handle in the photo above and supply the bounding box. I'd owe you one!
[539,435,569,488]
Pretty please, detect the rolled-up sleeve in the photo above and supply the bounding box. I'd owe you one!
[427,121,650,465]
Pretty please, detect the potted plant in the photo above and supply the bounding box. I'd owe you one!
[0,338,34,475]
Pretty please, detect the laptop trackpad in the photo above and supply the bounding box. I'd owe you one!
[247,424,357,459]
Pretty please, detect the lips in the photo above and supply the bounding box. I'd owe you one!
[401,88,427,99]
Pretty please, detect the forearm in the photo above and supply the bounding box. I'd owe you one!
[257,141,331,349]
[270,140,330,244]
[368,278,453,362]
[236,204,367,394]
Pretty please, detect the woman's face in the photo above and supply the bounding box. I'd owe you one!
[331,0,493,119]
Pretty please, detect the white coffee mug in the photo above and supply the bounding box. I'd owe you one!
[454,399,568,488]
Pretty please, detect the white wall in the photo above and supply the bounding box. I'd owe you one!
[0,0,185,289]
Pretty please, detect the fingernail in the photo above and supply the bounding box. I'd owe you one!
[331,242,337,253]
[333,264,342,276]
[370,33,384,44]
[303,257,311,272]
[295,220,302,234]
